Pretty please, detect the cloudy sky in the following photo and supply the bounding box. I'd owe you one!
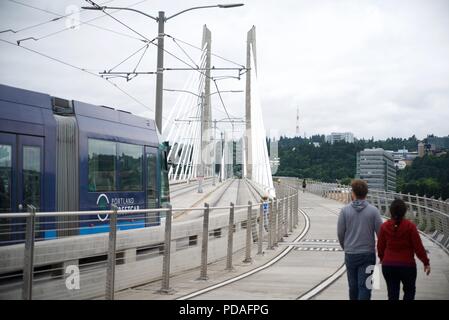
[0,0,448,140]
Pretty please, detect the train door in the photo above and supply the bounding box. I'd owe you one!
[145,146,159,226]
[17,135,44,213]
[0,133,43,243]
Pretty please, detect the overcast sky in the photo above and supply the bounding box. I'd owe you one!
[1,0,448,140]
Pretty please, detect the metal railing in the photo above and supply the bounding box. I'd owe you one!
[305,180,449,251]
[0,179,300,300]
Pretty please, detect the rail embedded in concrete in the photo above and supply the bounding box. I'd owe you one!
[305,180,449,253]
[0,179,300,300]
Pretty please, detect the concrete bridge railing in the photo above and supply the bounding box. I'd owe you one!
[305,180,449,253]
[0,180,301,300]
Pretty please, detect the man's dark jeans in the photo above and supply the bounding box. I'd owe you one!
[382,265,417,300]
[345,252,376,300]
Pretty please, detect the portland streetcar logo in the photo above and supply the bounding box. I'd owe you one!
[96,193,110,221]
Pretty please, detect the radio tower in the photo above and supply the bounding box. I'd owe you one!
[295,106,300,137]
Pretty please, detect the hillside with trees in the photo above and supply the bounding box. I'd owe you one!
[274,135,449,200]
[397,153,449,200]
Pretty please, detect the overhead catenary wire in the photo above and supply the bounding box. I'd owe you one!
[165,34,245,68]
[78,3,243,125]
[3,0,245,137]
[4,0,149,43]
[0,38,154,114]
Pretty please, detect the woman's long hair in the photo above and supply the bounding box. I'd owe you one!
[389,199,407,231]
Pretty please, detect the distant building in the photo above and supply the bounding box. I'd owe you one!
[390,148,418,169]
[325,132,354,144]
[356,148,396,192]
[419,135,449,157]
[418,142,425,158]
[427,135,449,150]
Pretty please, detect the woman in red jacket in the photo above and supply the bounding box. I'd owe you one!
[377,198,431,300]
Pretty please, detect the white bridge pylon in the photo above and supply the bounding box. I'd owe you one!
[244,26,275,198]
[162,25,275,199]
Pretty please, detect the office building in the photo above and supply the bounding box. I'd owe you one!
[325,132,354,144]
[356,148,396,192]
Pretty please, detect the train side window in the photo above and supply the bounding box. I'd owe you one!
[23,146,41,210]
[88,139,116,192]
[147,153,157,209]
[0,145,12,213]
[118,143,142,191]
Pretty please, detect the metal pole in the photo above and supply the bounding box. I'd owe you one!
[198,93,204,193]
[159,204,174,293]
[155,11,165,133]
[226,202,235,270]
[243,201,253,263]
[198,203,210,280]
[105,204,118,300]
[219,132,224,183]
[212,119,217,186]
[22,205,36,300]
[258,202,264,255]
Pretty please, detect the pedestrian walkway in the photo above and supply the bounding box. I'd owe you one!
[115,192,449,300]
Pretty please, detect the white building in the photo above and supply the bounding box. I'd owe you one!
[325,132,355,144]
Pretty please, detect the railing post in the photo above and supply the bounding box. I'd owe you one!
[257,202,264,255]
[436,198,448,245]
[283,196,289,237]
[289,195,293,233]
[105,204,118,300]
[198,203,210,280]
[277,199,285,243]
[294,191,299,227]
[22,205,36,300]
[423,196,433,233]
[268,199,275,250]
[274,199,279,246]
[159,204,174,294]
[383,190,388,216]
[243,201,253,263]
[416,195,424,231]
[226,202,235,270]
[407,193,416,223]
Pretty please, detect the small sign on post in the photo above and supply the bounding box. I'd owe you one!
[263,201,269,232]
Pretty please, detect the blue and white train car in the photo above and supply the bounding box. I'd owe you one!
[0,84,170,243]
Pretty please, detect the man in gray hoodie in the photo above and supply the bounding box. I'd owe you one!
[337,179,383,300]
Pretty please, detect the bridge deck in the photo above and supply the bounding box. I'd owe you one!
[116,192,449,300]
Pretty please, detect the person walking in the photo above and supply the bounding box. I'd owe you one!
[302,179,306,193]
[377,198,430,300]
[337,179,383,300]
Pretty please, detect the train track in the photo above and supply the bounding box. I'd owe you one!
[244,179,263,204]
[211,179,239,207]
[176,195,349,300]
[170,179,214,199]
[176,207,311,300]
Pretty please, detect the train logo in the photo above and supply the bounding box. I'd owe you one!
[96,194,110,222]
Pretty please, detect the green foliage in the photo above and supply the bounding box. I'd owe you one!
[397,154,449,200]
[275,135,449,200]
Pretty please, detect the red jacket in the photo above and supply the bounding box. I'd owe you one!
[377,219,430,267]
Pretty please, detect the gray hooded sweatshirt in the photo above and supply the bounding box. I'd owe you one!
[337,199,383,254]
